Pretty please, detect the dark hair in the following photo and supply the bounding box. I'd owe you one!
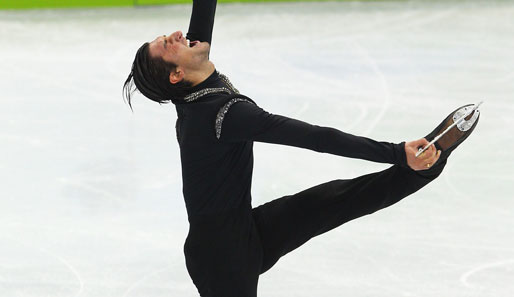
[123,42,192,109]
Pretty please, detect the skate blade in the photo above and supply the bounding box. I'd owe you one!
[415,101,483,158]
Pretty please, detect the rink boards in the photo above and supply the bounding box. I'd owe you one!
[1,0,377,10]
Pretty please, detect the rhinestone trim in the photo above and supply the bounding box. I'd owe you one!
[215,98,255,139]
[184,87,231,102]
[219,73,239,94]
[182,72,240,103]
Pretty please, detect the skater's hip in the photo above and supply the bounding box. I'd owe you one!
[184,202,259,253]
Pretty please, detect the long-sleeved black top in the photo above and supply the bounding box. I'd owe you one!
[177,0,407,220]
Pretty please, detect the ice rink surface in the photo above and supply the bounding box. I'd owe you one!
[1,0,513,296]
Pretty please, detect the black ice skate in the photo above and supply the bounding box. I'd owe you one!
[417,102,482,164]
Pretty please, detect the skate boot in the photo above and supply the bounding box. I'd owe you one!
[419,102,481,167]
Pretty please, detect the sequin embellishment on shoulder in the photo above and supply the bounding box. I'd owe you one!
[215,98,255,139]
[183,72,240,103]
[219,73,240,94]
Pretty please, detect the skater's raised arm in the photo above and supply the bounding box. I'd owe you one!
[218,101,408,166]
[186,0,218,45]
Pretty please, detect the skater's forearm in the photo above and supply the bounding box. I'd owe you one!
[315,127,407,166]
[186,0,218,44]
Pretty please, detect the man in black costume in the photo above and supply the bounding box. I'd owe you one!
[123,1,480,296]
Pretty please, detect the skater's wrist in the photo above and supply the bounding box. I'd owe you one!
[395,141,409,168]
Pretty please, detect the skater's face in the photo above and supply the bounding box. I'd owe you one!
[148,31,210,83]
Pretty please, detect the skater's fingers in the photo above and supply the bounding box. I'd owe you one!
[419,144,436,160]
[427,146,438,161]
[424,149,441,170]
[428,144,437,158]
[407,138,430,158]
[405,139,438,171]
[434,150,441,163]
[412,138,429,148]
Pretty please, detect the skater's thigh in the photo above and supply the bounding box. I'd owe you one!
[252,177,359,273]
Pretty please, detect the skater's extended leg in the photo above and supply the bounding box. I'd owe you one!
[252,161,445,273]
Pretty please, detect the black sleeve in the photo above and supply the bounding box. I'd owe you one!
[186,0,217,44]
[219,101,407,166]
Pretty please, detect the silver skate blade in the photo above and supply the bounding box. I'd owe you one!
[415,101,483,158]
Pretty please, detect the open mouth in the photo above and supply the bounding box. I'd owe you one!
[189,40,199,48]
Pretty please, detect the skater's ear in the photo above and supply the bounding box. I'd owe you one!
[169,67,185,84]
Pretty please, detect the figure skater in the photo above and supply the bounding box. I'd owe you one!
[123,1,480,296]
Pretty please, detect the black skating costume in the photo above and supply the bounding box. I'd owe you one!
[175,1,445,296]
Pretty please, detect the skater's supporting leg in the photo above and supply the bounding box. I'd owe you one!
[252,161,445,273]
[184,207,263,297]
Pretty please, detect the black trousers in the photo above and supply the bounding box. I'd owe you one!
[184,162,445,297]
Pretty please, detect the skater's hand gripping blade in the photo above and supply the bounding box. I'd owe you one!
[405,139,440,171]
[416,101,483,158]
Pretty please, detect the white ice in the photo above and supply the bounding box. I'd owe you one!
[0,1,513,296]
